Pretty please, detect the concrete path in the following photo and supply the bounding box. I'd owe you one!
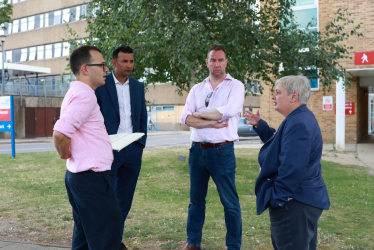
[0,132,373,249]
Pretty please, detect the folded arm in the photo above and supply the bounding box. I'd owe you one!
[53,130,71,159]
[185,115,228,129]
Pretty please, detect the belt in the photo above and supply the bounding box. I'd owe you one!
[194,141,233,149]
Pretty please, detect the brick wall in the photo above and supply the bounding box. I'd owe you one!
[259,0,374,144]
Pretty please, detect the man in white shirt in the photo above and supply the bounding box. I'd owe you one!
[95,45,148,250]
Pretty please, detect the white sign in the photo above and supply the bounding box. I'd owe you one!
[323,96,333,110]
[0,96,11,109]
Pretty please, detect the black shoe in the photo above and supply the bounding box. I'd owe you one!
[119,242,128,250]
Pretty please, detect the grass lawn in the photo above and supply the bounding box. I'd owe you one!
[0,148,373,249]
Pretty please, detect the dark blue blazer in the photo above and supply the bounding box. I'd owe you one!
[95,72,147,147]
[254,105,330,215]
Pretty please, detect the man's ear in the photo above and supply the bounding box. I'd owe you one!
[112,59,117,68]
[80,65,89,76]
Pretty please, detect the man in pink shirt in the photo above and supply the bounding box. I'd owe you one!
[179,45,244,250]
[53,45,121,250]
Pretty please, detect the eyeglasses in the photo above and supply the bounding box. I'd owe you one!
[86,63,108,72]
[205,92,213,107]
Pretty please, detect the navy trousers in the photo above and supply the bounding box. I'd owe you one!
[269,199,323,250]
[65,170,121,250]
[111,141,144,242]
[186,142,242,250]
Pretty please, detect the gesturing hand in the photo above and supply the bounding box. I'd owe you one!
[244,109,260,127]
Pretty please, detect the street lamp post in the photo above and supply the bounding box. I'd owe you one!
[1,35,6,95]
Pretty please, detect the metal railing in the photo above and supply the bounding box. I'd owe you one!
[1,78,70,97]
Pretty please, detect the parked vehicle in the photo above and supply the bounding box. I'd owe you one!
[237,117,258,137]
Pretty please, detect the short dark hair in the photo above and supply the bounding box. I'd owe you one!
[207,44,226,59]
[70,45,101,76]
[113,45,134,59]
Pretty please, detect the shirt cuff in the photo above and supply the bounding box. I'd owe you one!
[53,119,75,139]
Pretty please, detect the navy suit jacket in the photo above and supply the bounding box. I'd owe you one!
[95,72,147,147]
[254,105,330,215]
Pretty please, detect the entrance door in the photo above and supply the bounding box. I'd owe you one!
[25,107,60,138]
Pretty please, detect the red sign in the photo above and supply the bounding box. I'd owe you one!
[0,109,11,121]
[355,52,374,65]
[334,102,355,115]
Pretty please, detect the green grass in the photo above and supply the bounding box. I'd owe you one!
[0,149,373,249]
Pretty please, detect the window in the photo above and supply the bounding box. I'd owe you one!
[37,46,44,60]
[54,43,62,57]
[246,81,261,94]
[292,0,318,32]
[29,47,36,61]
[12,19,19,33]
[62,8,70,23]
[163,106,175,111]
[45,13,49,27]
[28,16,35,30]
[81,5,87,18]
[54,10,62,25]
[45,44,52,59]
[75,6,81,21]
[6,51,12,63]
[20,18,28,32]
[291,0,319,90]
[39,14,44,28]
[62,42,70,56]
[20,48,28,62]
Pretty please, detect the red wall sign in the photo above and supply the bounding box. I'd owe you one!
[0,109,11,121]
[355,51,374,65]
[334,102,355,115]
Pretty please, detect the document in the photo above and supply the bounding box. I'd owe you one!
[109,132,145,151]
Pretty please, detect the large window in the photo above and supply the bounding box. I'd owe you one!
[2,41,75,63]
[292,0,319,90]
[0,4,88,35]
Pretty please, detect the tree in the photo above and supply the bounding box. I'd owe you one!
[65,0,362,94]
[0,0,12,33]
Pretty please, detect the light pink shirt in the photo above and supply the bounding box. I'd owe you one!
[113,72,133,134]
[54,81,113,173]
[181,74,245,143]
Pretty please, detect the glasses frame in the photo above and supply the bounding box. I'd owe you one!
[205,92,213,107]
[86,63,107,72]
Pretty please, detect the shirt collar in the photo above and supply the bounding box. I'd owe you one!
[203,73,233,87]
[112,71,130,86]
[70,81,94,92]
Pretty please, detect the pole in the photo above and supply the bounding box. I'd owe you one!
[10,95,15,158]
[1,39,5,95]
[336,77,345,151]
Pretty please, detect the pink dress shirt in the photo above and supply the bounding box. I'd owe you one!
[181,74,245,143]
[53,81,113,173]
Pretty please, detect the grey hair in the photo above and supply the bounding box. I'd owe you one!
[275,75,311,105]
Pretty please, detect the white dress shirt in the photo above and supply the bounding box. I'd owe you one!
[113,72,133,134]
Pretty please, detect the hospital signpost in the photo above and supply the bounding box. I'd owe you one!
[0,96,16,158]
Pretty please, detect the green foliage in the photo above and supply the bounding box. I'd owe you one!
[64,0,363,94]
[0,0,12,32]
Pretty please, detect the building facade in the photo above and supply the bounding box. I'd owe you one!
[260,0,374,144]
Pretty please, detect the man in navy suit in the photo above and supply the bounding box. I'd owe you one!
[245,75,330,250]
[95,45,147,250]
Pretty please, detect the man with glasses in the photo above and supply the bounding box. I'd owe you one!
[179,44,245,250]
[95,45,147,250]
[53,45,121,249]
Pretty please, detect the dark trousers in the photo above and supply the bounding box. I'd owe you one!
[65,170,121,250]
[187,142,242,250]
[269,200,323,250]
[112,141,144,242]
